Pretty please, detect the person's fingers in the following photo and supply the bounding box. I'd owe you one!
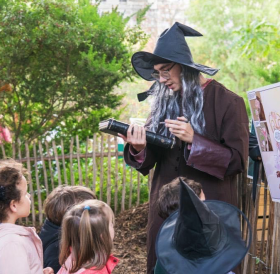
[127,124,134,141]
[177,116,188,122]
[133,125,139,140]
[141,126,146,141]
[165,119,181,125]
[118,133,127,142]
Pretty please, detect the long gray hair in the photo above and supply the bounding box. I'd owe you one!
[146,65,205,137]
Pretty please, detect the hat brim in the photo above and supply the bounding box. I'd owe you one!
[132,51,219,81]
[156,200,251,274]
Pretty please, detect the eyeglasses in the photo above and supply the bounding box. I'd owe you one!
[151,63,176,80]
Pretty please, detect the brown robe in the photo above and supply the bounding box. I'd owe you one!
[124,80,249,274]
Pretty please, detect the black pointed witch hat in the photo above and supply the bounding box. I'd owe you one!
[155,178,252,274]
[132,22,219,81]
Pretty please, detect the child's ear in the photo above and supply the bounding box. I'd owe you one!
[9,200,18,213]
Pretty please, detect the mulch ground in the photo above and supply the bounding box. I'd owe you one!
[113,202,149,274]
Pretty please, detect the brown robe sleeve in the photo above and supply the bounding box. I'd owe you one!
[124,143,161,176]
[185,96,249,180]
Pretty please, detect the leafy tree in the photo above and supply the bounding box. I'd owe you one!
[0,0,148,142]
[185,0,280,106]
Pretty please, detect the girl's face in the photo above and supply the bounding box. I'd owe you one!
[16,176,31,218]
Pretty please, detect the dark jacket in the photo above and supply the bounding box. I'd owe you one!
[124,80,249,274]
[39,219,61,274]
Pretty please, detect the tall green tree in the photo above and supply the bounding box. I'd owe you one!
[185,0,280,108]
[0,0,148,142]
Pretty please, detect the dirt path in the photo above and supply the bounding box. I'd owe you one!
[113,203,149,274]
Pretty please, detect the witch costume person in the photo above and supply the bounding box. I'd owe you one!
[155,179,251,274]
[121,22,249,274]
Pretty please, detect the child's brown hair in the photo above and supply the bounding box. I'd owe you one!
[157,177,203,219]
[59,200,114,272]
[0,159,28,222]
[44,185,97,226]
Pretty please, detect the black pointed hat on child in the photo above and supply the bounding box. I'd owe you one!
[132,22,219,81]
[155,178,252,274]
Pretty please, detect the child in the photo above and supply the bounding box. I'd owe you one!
[157,177,205,219]
[155,178,240,274]
[0,159,53,274]
[39,185,97,273]
[58,200,119,274]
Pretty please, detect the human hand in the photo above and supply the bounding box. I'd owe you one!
[118,124,147,152]
[165,116,194,143]
[43,267,54,274]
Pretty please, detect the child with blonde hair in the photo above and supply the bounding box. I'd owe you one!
[0,159,53,274]
[39,185,96,273]
[58,200,119,274]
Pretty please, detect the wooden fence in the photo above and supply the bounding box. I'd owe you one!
[0,134,153,226]
[1,135,280,274]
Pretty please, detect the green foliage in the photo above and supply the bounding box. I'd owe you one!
[0,0,148,142]
[134,4,152,25]
[185,0,280,114]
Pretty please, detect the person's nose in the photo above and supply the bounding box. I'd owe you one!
[159,75,167,83]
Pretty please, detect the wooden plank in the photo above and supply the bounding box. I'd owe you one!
[45,141,55,191]
[265,196,274,271]
[69,137,74,186]
[277,204,280,273]
[99,135,104,201]
[61,139,68,185]
[52,140,62,186]
[39,141,49,196]
[25,142,36,226]
[76,135,82,185]
[12,143,16,159]
[271,202,279,273]
[107,137,112,207]
[92,134,97,195]
[114,137,119,213]
[136,171,140,207]
[129,166,133,209]
[33,142,43,225]
[1,144,6,158]
[17,139,23,225]
[84,137,89,187]
[122,153,127,210]
[257,177,268,274]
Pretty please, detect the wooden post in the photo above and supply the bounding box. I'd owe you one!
[45,141,55,191]
[76,135,83,185]
[69,137,74,186]
[33,142,43,225]
[17,139,23,225]
[114,137,119,213]
[25,142,36,226]
[257,176,268,274]
[99,135,104,201]
[52,140,62,186]
[12,143,16,159]
[61,139,68,185]
[136,172,140,207]
[129,166,133,209]
[92,134,97,195]
[84,136,89,187]
[1,144,6,158]
[271,202,280,273]
[39,141,49,195]
[107,137,112,207]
